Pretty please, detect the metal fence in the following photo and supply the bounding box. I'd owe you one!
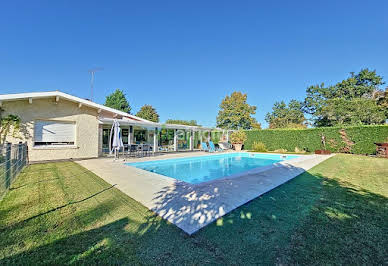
[0,142,28,200]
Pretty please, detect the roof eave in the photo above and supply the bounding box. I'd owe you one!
[0,91,152,123]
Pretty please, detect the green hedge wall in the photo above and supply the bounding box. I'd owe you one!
[244,125,388,155]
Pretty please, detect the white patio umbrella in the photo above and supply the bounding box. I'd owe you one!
[109,120,124,158]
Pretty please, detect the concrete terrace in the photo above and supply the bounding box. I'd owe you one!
[77,152,333,234]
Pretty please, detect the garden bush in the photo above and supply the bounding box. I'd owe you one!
[211,131,222,144]
[251,141,267,152]
[294,147,306,154]
[244,125,388,155]
[274,148,288,153]
[230,130,247,144]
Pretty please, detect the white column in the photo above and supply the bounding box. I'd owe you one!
[208,130,211,142]
[226,130,229,142]
[98,126,103,156]
[174,129,178,151]
[190,130,194,151]
[153,128,158,153]
[128,126,133,145]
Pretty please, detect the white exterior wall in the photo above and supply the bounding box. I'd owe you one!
[98,125,103,156]
[2,98,100,162]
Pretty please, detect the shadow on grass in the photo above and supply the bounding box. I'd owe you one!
[194,171,388,265]
[0,163,387,264]
[1,217,135,265]
[148,161,387,264]
[0,197,175,264]
[0,184,117,231]
[9,178,61,190]
[21,184,117,223]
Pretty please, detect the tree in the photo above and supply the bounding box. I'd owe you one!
[165,119,199,126]
[265,100,306,129]
[251,122,262,130]
[320,98,386,126]
[375,88,388,118]
[136,105,159,122]
[0,108,20,144]
[104,89,131,114]
[303,69,387,126]
[216,91,257,130]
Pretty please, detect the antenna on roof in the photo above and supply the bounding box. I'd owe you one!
[88,67,104,101]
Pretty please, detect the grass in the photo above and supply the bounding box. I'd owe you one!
[0,154,387,264]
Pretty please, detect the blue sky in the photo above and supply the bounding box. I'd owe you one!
[1,1,387,127]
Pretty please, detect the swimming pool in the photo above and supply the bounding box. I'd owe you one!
[126,153,299,184]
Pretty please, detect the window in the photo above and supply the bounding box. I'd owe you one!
[34,120,76,146]
[102,128,111,151]
[134,129,147,143]
[102,128,129,153]
[122,129,129,145]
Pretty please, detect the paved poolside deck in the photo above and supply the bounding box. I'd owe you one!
[77,152,333,235]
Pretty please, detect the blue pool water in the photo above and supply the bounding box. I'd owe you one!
[126,153,299,184]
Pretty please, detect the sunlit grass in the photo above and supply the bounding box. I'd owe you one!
[0,154,386,264]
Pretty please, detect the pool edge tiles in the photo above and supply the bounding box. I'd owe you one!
[125,152,300,184]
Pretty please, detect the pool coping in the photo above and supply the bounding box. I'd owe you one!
[124,152,304,187]
[77,152,334,235]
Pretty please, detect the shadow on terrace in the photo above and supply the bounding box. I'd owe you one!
[150,163,308,234]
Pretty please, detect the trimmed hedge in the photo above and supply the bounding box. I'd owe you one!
[244,125,388,155]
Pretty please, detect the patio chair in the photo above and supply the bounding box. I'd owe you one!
[208,141,223,152]
[136,144,146,157]
[142,144,152,157]
[201,142,213,152]
[137,144,150,157]
[127,144,138,157]
[218,142,232,151]
[159,146,168,152]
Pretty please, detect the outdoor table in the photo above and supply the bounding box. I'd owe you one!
[127,144,153,157]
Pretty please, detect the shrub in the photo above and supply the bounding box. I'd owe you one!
[274,148,288,153]
[244,125,388,155]
[230,130,247,144]
[211,131,222,144]
[294,147,306,154]
[252,141,267,152]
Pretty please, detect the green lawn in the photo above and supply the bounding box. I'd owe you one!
[0,154,387,264]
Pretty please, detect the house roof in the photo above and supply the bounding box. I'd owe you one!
[99,118,216,131]
[0,90,223,131]
[0,90,151,123]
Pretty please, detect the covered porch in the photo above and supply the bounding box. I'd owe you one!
[99,118,231,156]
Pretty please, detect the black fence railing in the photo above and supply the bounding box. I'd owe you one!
[0,142,28,200]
